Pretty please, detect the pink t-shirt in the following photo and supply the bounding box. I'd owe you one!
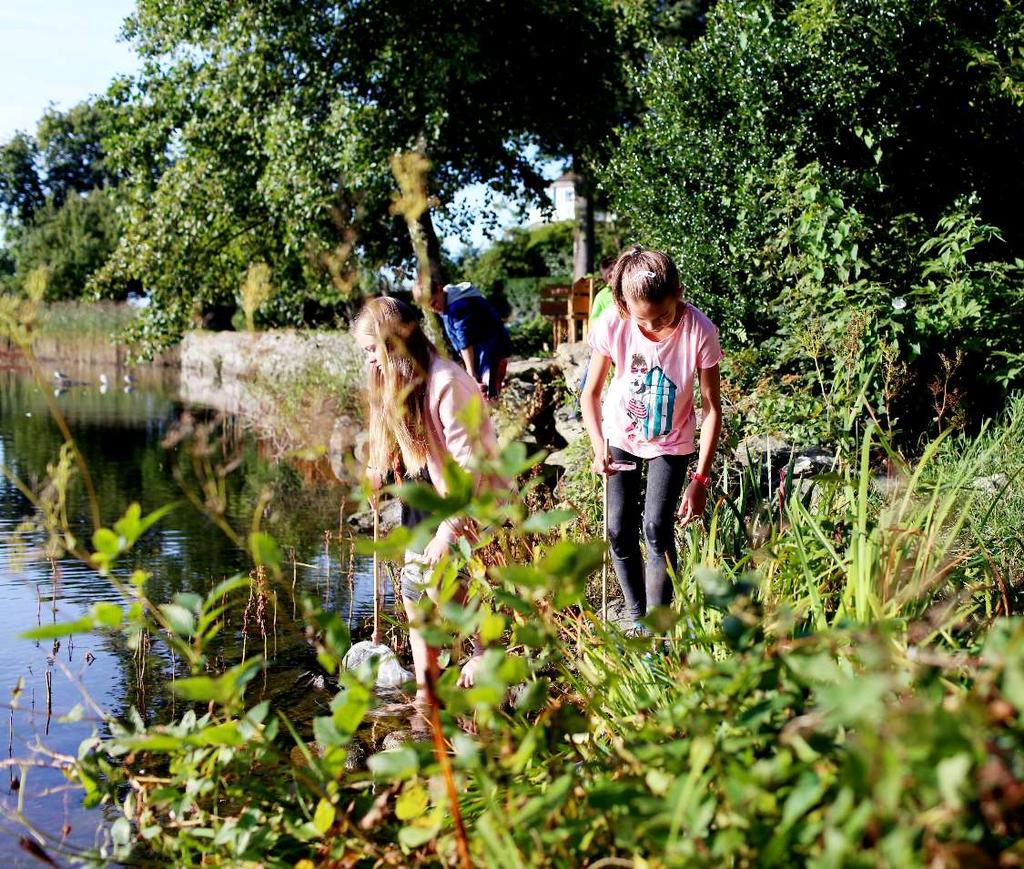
[587,303,723,458]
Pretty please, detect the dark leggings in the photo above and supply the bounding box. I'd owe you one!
[606,446,694,622]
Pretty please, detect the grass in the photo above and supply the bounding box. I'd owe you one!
[4,300,177,368]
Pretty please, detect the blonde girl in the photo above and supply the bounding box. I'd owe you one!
[580,246,723,629]
[353,296,495,699]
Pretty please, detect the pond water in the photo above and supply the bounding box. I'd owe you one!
[0,364,383,863]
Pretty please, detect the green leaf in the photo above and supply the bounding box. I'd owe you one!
[480,612,506,646]
[187,721,245,747]
[92,527,120,557]
[20,616,95,640]
[92,602,123,628]
[205,574,251,606]
[59,704,84,724]
[521,508,575,533]
[937,753,971,809]
[514,678,549,714]
[160,603,195,637]
[110,816,132,847]
[394,481,449,513]
[646,768,673,796]
[495,565,547,589]
[249,531,282,572]
[780,771,826,829]
[1003,657,1024,714]
[171,657,263,705]
[455,393,483,436]
[113,503,142,542]
[313,798,336,835]
[396,783,429,820]
[368,746,419,781]
[331,684,370,735]
[313,715,346,749]
[398,823,441,850]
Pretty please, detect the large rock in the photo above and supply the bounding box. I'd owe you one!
[348,498,402,535]
[342,641,414,689]
[554,341,592,395]
[733,434,793,468]
[791,446,836,476]
[554,402,585,444]
[180,329,361,386]
[499,357,565,449]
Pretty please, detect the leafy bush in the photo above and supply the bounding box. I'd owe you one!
[604,0,1024,436]
[9,369,1024,865]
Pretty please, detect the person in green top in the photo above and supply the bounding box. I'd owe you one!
[589,256,617,325]
[579,255,619,395]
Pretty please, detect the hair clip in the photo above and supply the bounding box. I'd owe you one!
[641,270,656,279]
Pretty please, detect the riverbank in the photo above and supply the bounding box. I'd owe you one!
[1,301,178,369]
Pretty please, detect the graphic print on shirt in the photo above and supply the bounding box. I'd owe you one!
[623,353,678,440]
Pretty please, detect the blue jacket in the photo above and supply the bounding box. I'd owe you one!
[441,283,512,363]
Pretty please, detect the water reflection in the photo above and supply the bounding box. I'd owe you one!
[0,365,382,861]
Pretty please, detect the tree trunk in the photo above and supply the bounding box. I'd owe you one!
[407,207,449,353]
[409,207,444,291]
[572,162,595,281]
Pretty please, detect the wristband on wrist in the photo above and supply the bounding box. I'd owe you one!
[691,471,711,488]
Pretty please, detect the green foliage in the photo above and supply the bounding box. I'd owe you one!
[459,220,625,355]
[0,132,45,224]
[93,0,649,355]
[605,0,1024,437]
[33,101,121,207]
[0,101,127,302]
[239,262,275,331]
[8,189,123,301]
[462,222,576,294]
[12,390,1023,865]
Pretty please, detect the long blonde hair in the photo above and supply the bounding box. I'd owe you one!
[353,296,436,475]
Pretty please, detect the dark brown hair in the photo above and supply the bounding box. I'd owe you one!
[610,245,682,317]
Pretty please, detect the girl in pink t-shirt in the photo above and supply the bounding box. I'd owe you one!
[581,246,724,628]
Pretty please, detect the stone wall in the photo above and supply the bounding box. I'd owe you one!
[179,329,361,416]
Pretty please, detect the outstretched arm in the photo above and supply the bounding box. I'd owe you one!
[459,346,477,381]
[679,364,722,524]
[581,352,613,475]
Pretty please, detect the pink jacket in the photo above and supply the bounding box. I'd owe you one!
[422,354,498,545]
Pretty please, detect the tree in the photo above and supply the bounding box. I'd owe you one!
[0,102,124,301]
[0,133,45,225]
[605,0,1024,338]
[11,189,124,301]
[36,102,121,207]
[94,0,689,353]
[603,0,1024,430]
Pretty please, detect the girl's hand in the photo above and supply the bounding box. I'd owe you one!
[591,452,617,475]
[367,466,386,491]
[423,534,450,565]
[678,479,708,525]
[456,651,486,688]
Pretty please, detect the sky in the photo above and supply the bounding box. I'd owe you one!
[0,1,139,143]
[0,1,558,254]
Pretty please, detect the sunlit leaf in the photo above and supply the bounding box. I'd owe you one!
[312,798,336,835]
[368,746,419,781]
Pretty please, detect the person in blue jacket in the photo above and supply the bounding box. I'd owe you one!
[425,279,513,400]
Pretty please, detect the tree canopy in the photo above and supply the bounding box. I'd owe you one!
[603,0,1024,430]
[0,102,125,300]
[93,0,671,352]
